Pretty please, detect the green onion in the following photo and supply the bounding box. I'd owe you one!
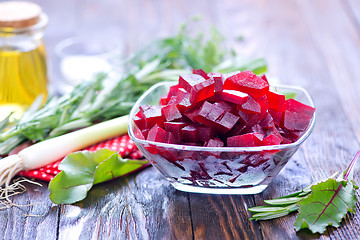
[0,115,128,188]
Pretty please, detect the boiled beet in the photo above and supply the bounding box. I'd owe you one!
[193,69,209,79]
[208,72,224,92]
[285,98,315,117]
[139,105,164,128]
[164,121,188,142]
[267,91,285,112]
[223,70,269,98]
[219,90,248,105]
[227,133,264,147]
[179,74,215,103]
[147,124,167,143]
[161,104,182,122]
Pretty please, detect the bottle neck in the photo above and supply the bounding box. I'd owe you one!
[0,13,47,52]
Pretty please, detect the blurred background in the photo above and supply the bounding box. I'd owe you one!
[5,0,269,94]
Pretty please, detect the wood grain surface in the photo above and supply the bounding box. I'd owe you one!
[1,0,360,239]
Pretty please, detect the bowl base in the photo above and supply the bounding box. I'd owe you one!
[171,182,268,195]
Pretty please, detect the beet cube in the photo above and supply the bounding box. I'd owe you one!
[167,84,180,99]
[147,124,166,143]
[179,74,215,103]
[176,93,193,112]
[267,91,286,112]
[194,101,225,127]
[164,122,188,142]
[165,132,177,144]
[204,138,224,147]
[133,111,145,130]
[261,75,269,84]
[184,107,200,122]
[241,96,261,114]
[268,108,284,127]
[283,110,312,131]
[223,70,269,98]
[197,125,215,142]
[161,104,182,122]
[213,101,235,113]
[139,105,164,128]
[159,95,169,105]
[262,134,282,145]
[215,112,240,133]
[219,90,248,105]
[208,72,224,92]
[227,133,263,147]
[285,99,315,117]
[193,69,209,79]
[181,124,198,142]
[259,112,275,129]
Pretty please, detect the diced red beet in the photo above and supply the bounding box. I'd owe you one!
[208,72,224,92]
[181,124,198,142]
[194,101,225,127]
[215,112,240,133]
[285,99,315,117]
[197,125,215,142]
[259,112,275,129]
[147,124,167,143]
[261,75,269,84]
[227,133,263,147]
[142,129,150,139]
[160,95,168,105]
[268,108,284,127]
[193,69,209,79]
[184,107,200,122]
[165,132,177,144]
[133,111,146,130]
[135,70,315,149]
[262,134,282,145]
[166,84,180,99]
[240,96,261,114]
[159,149,178,162]
[139,105,164,129]
[283,110,312,131]
[267,91,286,112]
[265,126,283,141]
[204,138,224,147]
[164,122,188,142]
[213,101,235,113]
[179,74,215,103]
[223,70,269,98]
[176,93,193,112]
[251,124,265,136]
[161,104,182,122]
[218,90,248,105]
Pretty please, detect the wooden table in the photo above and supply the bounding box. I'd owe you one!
[1,0,360,239]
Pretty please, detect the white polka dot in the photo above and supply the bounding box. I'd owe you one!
[128,144,134,150]
[54,171,58,174]
[42,174,47,178]
[119,147,124,152]
[33,171,38,175]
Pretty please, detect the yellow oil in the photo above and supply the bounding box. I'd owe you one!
[0,44,48,120]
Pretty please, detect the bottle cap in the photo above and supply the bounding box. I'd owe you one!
[0,1,42,28]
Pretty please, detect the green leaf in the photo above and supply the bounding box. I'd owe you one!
[294,178,358,234]
[48,149,149,204]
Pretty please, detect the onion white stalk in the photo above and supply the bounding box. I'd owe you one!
[0,115,129,189]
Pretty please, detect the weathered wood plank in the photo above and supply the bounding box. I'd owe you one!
[57,167,192,239]
[0,182,59,240]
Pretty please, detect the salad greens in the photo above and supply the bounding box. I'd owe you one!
[49,149,149,204]
[0,19,267,155]
[249,151,360,234]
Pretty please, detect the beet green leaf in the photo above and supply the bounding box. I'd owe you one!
[49,149,149,204]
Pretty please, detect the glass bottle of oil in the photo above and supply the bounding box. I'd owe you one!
[0,1,48,120]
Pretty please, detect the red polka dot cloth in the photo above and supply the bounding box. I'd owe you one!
[17,134,144,182]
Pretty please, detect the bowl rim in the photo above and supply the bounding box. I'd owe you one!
[128,81,316,152]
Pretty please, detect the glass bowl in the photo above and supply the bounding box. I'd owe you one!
[128,82,316,194]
